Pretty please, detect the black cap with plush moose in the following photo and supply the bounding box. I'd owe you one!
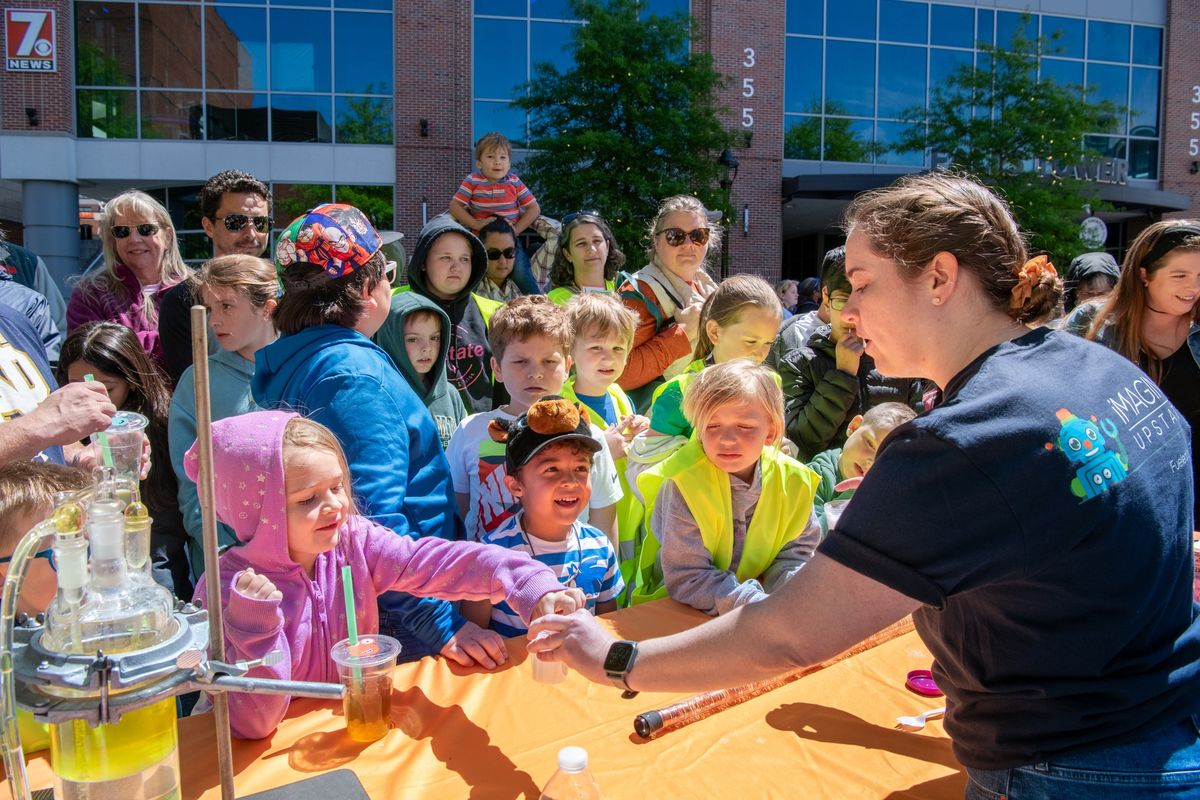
[489,396,602,474]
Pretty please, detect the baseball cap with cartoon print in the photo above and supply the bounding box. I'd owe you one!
[273,203,382,279]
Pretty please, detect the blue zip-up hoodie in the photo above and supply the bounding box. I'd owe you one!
[251,323,463,651]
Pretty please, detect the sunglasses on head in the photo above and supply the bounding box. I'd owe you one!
[656,227,711,247]
[217,214,272,234]
[110,223,161,239]
[486,247,517,261]
[561,209,602,226]
[0,548,56,573]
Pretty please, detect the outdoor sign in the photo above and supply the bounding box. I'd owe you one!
[1079,216,1108,249]
[5,9,56,72]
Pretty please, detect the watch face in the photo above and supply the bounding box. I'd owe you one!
[604,641,636,673]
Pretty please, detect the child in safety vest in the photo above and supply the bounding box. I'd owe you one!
[631,359,822,613]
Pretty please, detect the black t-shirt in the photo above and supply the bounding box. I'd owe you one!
[157,281,195,388]
[821,327,1200,770]
[1158,342,1200,523]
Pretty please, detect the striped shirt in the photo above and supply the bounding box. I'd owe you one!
[452,172,535,223]
[481,516,623,638]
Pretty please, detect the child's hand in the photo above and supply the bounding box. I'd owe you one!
[439,620,508,670]
[233,568,283,602]
[835,332,865,375]
[780,438,799,458]
[531,588,587,621]
[620,414,650,438]
[603,426,630,460]
[676,299,705,344]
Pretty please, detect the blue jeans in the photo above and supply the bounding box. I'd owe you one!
[965,715,1200,799]
[511,242,542,295]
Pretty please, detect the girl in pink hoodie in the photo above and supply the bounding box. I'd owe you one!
[187,410,579,739]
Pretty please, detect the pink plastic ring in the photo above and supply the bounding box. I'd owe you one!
[905,669,943,697]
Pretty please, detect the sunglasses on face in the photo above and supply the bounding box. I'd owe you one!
[656,227,711,247]
[561,209,602,226]
[383,260,397,282]
[486,247,517,261]
[217,214,272,234]
[0,548,56,573]
[110,223,160,239]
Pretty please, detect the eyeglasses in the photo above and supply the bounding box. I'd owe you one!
[217,214,272,234]
[0,548,56,573]
[561,209,602,226]
[486,247,517,261]
[655,227,711,247]
[110,223,160,239]
[383,260,397,282]
[828,295,849,311]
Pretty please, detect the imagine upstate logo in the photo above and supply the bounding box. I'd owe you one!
[1045,408,1129,500]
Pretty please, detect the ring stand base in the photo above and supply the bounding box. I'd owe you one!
[241,769,369,800]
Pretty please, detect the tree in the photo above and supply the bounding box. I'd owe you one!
[512,0,733,270]
[897,28,1121,263]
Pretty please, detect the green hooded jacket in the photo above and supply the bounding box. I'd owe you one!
[375,291,468,449]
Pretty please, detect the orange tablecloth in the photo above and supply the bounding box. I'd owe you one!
[8,600,965,799]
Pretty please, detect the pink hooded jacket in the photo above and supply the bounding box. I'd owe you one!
[186,410,562,739]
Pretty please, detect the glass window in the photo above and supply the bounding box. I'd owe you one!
[270,10,332,93]
[273,184,333,226]
[929,48,971,95]
[1042,16,1083,59]
[139,5,202,89]
[141,90,202,139]
[930,4,971,48]
[1086,63,1128,134]
[531,0,571,18]
[783,115,821,160]
[335,0,390,10]
[271,0,328,8]
[1040,58,1083,97]
[823,117,874,163]
[336,185,394,229]
[271,95,333,142]
[77,89,137,138]
[335,12,392,94]
[76,3,137,87]
[1129,67,1159,138]
[1087,21,1129,63]
[827,0,875,40]
[877,45,926,119]
[1132,26,1161,66]
[474,100,527,147]
[784,37,822,114]
[206,7,267,92]
[786,0,821,36]
[876,120,924,166]
[477,0,525,14]
[880,1,927,45]
[335,96,393,144]
[825,41,874,117]
[164,185,204,230]
[531,21,577,76]
[178,232,213,262]
[997,11,1035,48]
[976,10,993,46]
[206,93,268,141]
[1128,139,1157,180]
[641,0,688,17]
[474,18,526,99]
[1083,134,1125,160]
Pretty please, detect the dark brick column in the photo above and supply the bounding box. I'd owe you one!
[1163,0,1200,218]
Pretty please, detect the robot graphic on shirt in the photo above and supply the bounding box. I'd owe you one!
[1047,408,1129,500]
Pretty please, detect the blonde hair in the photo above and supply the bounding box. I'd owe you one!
[191,254,277,310]
[281,417,359,517]
[565,292,637,348]
[645,194,722,269]
[488,295,573,362]
[0,462,91,551]
[97,189,190,286]
[475,131,512,161]
[693,274,782,361]
[682,359,784,448]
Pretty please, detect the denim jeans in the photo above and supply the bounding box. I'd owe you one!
[510,242,542,295]
[965,714,1200,799]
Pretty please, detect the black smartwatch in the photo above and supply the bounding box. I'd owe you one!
[603,640,638,692]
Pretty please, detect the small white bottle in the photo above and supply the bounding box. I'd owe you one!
[539,746,601,800]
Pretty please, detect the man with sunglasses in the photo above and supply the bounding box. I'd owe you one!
[158,171,273,385]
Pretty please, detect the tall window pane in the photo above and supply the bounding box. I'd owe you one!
[206,7,267,92]
[532,0,571,18]
[876,120,923,166]
[827,0,875,40]
[76,3,137,87]
[77,89,137,138]
[274,184,334,226]
[1129,67,1159,138]
[139,5,202,89]
[783,115,821,159]
[271,95,333,142]
[976,10,993,46]
[877,45,925,119]
[207,93,268,141]
[335,96,393,144]
[336,185,394,229]
[474,18,526,99]
[1128,140,1157,180]
[334,12,392,94]
[823,117,873,163]
[1040,58,1083,98]
[531,21,577,75]
[880,0,927,45]
[785,37,822,114]
[270,10,331,93]
[141,90,202,139]
[930,5,971,48]
[476,0,525,14]
[1087,21,1129,63]
[997,11,1036,48]
[474,100,526,147]
[1132,26,1162,67]
[825,41,874,117]
[1086,63,1128,134]
[786,0,821,36]
[929,48,971,99]
[1042,16,1083,59]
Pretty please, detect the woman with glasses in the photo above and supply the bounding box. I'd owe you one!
[547,211,626,306]
[66,190,191,366]
[616,195,720,408]
[475,218,525,304]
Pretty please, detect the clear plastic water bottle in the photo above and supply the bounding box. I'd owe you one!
[540,746,601,800]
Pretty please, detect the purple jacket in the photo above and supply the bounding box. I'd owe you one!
[186,410,562,739]
[66,263,171,363]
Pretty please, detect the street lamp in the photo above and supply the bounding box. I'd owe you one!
[717,148,740,280]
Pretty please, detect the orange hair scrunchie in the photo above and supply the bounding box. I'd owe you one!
[1009,255,1057,310]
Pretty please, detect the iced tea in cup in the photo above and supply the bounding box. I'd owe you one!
[330,635,400,742]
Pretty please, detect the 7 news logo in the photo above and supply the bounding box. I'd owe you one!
[5,9,57,72]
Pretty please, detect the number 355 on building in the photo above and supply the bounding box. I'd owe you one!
[5,9,57,73]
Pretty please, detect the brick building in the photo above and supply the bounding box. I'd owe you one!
[0,0,1196,290]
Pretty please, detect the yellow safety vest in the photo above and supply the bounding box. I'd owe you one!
[630,436,820,605]
[562,377,644,605]
[546,280,616,306]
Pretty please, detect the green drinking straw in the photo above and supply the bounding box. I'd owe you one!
[83,375,114,468]
[341,565,363,686]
